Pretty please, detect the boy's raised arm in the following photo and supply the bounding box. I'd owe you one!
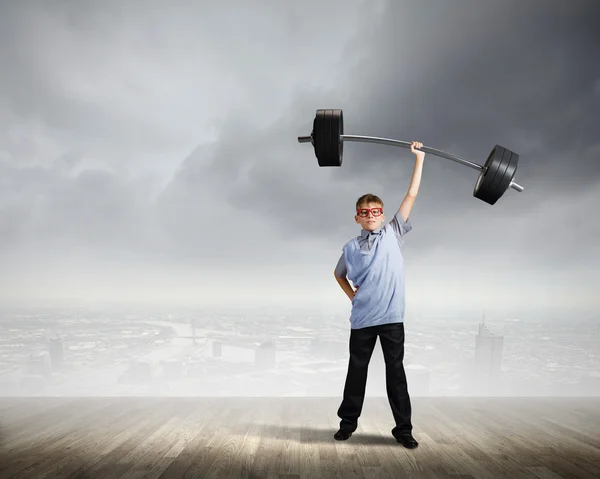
[397,141,425,222]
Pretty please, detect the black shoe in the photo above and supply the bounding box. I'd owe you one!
[334,429,353,441]
[396,433,418,448]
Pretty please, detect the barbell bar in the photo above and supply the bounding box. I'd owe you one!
[297,109,524,205]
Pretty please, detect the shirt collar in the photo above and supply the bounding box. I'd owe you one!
[361,227,382,237]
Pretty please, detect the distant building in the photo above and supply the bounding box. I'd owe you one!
[474,321,504,380]
[255,341,276,370]
[26,353,51,376]
[47,338,64,371]
[212,340,222,358]
[472,314,504,394]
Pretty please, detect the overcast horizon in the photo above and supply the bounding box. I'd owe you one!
[1,0,599,316]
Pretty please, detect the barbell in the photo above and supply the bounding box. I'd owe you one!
[297,109,524,205]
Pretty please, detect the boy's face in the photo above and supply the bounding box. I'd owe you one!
[355,202,385,231]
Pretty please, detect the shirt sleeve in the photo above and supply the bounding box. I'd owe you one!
[388,210,413,240]
[334,253,347,278]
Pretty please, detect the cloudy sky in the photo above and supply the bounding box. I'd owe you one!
[1,0,599,316]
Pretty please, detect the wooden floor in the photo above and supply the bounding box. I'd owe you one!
[0,397,598,479]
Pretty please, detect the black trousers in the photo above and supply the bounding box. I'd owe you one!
[337,322,412,437]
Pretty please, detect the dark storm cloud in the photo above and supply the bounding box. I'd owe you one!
[346,0,600,186]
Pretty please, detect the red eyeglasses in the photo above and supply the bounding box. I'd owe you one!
[357,207,383,217]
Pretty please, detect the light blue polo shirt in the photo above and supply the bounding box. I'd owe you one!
[335,211,412,329]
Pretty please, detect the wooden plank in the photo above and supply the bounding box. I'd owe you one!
[0,397,597,479]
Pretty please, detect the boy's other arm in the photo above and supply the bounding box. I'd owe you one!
[334,254,356,301]
[398,141,425,222]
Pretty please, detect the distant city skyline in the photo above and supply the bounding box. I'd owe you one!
[1,305,598,398]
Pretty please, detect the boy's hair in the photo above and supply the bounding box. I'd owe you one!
[356,193,384,210]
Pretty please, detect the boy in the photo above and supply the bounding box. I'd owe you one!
[333,141,425,448]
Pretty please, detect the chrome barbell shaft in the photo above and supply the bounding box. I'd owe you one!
[342,135,482,171]
[340,135,524,193]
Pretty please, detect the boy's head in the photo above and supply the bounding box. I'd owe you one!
[355,193,385,231]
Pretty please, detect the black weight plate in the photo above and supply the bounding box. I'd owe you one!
[473,185,498,205]
[325,109,343,167]
[312,110,321,161]
[489,146,512,191]
[482,146,507,191]
[336,109,344,166]
[324,109,334,165]
[473,145,507,205]
[314,109,342,167]
[473,146,503,204]
[473,187,500,205]
[473,181,502,204]
[494,149,519,196]
[315,110,331,166]
[476,147,519,205]
[314,109,331,166]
